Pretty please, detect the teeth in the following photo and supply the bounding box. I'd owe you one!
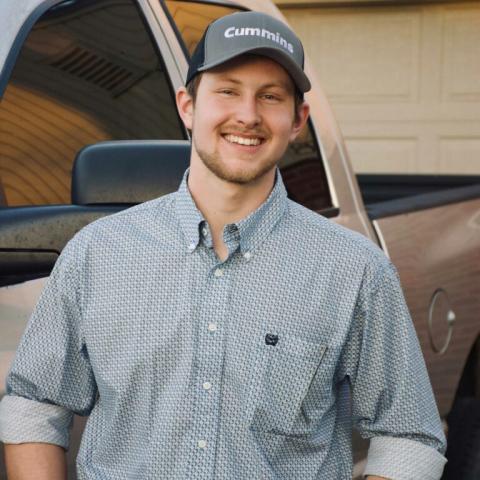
[224,134,261,146]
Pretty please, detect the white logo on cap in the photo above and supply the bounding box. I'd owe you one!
[224,26,294,54]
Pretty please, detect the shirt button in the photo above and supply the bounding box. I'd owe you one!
[202,228,208,237]
[198,439,207,449]
[243,251,252,260]
[214,268,224,277]
[208,323,217,332]
[188,242,196,251]
[202,381,212,390]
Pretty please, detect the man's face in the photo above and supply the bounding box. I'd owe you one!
[177,55,309,185]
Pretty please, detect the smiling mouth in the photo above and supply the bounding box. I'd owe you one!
[222,134,265,146]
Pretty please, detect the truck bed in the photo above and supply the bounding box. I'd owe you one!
[357,174,480,219]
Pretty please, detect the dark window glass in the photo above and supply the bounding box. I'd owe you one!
[0,0,185,206]
[164,1,244,56]
[164,0,333,212]
[279,124,332,212]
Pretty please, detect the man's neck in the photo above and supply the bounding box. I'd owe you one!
[187,161,276,259]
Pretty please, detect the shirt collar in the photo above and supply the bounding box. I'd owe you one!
[175,167,288,255]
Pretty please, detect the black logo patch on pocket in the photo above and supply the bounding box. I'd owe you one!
[265,333,279,346]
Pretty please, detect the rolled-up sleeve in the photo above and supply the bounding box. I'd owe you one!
[0,233,97,449]
[0,396,73,448]
[342,261,447,479]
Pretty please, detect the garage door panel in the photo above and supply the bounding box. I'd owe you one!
[440,137,480,174]
[442,6,480,102]
[288,7,421,103]
[346,137,418,174]
[284,2,480,175]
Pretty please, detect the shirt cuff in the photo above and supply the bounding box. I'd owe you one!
[364,436,447,480]
[0,395,73,449]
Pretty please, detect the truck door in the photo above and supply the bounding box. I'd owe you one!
[0,0,187,477]
[370,194,480,419]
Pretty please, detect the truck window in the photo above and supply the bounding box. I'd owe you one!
[164,1,243,55]
[0,0,185,207]
[164,0,333,213]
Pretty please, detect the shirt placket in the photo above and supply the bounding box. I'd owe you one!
[186,248,231,479]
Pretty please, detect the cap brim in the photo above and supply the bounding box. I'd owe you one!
[197,46,311,93]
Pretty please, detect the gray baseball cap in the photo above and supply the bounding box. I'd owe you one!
[185,11,311,93]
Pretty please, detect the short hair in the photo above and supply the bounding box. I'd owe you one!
[186,73,305,124]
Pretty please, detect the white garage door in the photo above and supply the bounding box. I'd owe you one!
[284,2,480,174]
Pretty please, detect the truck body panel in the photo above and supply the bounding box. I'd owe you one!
[373,196,480,416]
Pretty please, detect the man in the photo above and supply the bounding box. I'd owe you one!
[0,11,446,480]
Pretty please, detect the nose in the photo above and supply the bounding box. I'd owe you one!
[233,94,261,128]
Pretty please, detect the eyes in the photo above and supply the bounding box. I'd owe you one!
[217,89,235,97]
[262,93,280,101]
[217,88,283,103]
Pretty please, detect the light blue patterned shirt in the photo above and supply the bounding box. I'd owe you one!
[0,167,446,479]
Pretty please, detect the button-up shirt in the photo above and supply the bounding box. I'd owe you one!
[0,167,446,479]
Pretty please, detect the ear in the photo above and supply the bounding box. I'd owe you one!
[176,86,194,130]
[289,101,310,143]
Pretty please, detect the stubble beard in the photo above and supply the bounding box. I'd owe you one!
[193,136,281,185]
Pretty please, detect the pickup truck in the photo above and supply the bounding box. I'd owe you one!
[0,0,479,478]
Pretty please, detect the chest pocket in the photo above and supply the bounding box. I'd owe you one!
[248,334,327,435]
